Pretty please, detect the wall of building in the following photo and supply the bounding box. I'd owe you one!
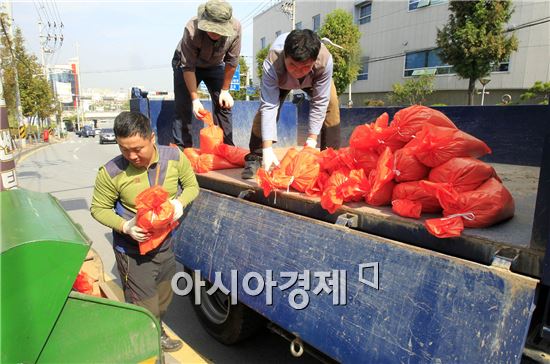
[252,0,550,104]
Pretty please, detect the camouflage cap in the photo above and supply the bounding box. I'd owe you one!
[197,0,235,37]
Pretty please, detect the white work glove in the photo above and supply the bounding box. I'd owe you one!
[305,137,317,149]
[192,99,205,119]
[170,199,184,221]
[122,216,149,242]
[262,147,280,171]
[219,89,234,109]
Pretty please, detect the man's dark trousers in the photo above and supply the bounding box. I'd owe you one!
[172,64,234,148]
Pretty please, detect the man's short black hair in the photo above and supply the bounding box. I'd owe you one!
[113,111,152,139]
[284,29,321,62]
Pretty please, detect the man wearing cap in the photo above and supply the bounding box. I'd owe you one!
[172,0,241,149]
[241,29,341,179]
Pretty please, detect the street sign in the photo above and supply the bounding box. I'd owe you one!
[246,86,257,95]
[230,65,240,91]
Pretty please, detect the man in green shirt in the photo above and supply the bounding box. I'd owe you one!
[91,111,199,352]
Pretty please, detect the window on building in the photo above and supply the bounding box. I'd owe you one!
[492,58,510,72]
[356,2,372,25]
[404,48,453,76]
[295,21,302,30]
[275,30,281,37]
[408,0,447,11]
[260,37,266,49]
[358,57,369,80]
[313,14,320,31]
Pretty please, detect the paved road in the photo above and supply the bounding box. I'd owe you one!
[16,133,322,364]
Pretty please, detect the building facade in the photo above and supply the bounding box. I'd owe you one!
[252,0,550,106]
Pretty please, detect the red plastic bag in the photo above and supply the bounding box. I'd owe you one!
[256,148,299,197]
[366,147,395,206]
[425,216,464,238]
[183,148,200,171]
[306,170,330,197]
[409,125,492,167]
[391,105,457,143]
[135,186,178,255]
[392,181,441,213]
[198,111,223,154]
[319,147,356,173]
[428,157,499,192]
[351,148,379,174]
[196,153,239,173]
[392,199,422,219]
[393,148,429,183]
[73,271,94,295]
[320,169,349,213]
[214,144,249,167]
[287,148,321,193]
[339,168,370,202]
[421,178,515,228]
[349,113,406,153]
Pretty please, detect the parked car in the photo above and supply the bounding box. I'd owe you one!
[80,125,95,138]
[99,128,116,144]
[94,128,101,136]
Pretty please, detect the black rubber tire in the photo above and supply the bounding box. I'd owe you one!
[189,272,265,345]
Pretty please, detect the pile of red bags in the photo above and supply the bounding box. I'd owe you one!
[257,105,515,238]
[182,110,249,173]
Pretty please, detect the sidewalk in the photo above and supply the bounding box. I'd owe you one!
[13,135,64,163]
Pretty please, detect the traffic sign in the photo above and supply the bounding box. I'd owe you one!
[246,86,257,95]
[230,65,240,91]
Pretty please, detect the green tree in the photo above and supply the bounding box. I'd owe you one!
[520,81,550,105]
[388,75,435,106]
[436,0,518,105]
[255,45,270,81]
[1,16,57,127]
[318,9,361,95]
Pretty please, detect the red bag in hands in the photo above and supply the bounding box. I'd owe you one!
[198,110,223,154]
[366,147,395,206]
[409,125,492,167]
[256,149,299,197]
[287,148,321,193]
[350,113,406,153]
[196,153,239,173]
[428,157,499,192]
[425,216,464,238]
[183,148,201,171]
[392,181,441,213]
[391,105,457,143]
[135,185,178,255]
[393,148,429,183]
[392,199,422,219]
[214,144,249,167]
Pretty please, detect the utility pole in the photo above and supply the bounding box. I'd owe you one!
[74,42,82,130]
[281,0,296,31]
[2,1,26,145]
[321,37,353,108]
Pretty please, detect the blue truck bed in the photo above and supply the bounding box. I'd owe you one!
[173,160,541,363]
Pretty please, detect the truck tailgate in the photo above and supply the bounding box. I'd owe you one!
[174,188,538,363]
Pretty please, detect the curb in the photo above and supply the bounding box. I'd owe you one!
[14,138,63,163]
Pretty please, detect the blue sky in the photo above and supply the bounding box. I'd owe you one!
[11,1,268,92]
